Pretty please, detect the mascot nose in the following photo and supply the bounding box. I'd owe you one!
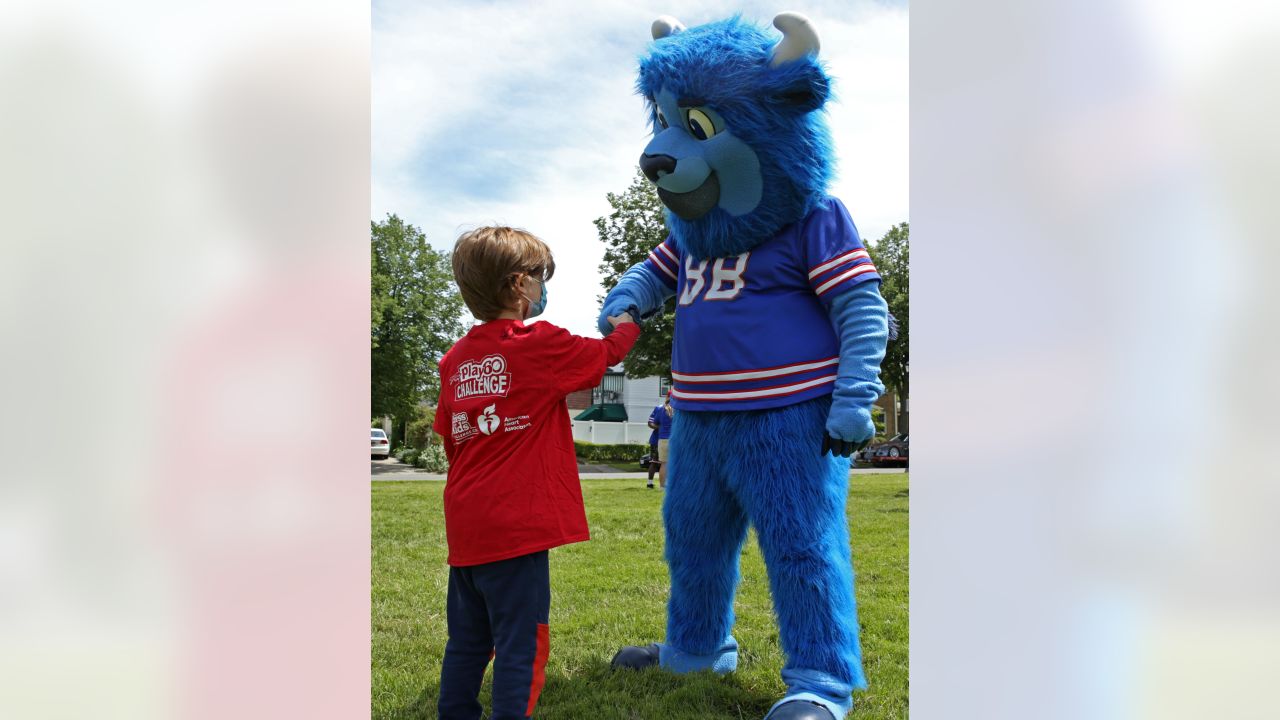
[639,153,677,182]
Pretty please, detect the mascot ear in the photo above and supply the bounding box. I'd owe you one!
[775,67,830,112]
[769,12,827,112]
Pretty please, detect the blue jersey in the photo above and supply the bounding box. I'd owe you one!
[649,404,674,439]
[643,197,880,412]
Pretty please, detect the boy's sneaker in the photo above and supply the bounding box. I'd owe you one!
[646,483,654,489]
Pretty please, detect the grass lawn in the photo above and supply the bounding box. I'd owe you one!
[372,474,908,719]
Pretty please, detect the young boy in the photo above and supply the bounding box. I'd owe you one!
[431,226,639,720]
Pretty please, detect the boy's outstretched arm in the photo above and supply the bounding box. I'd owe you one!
[597,240,679,335]
[821,282,889,456]
[547,319,641,395]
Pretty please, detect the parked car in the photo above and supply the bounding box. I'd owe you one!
[371,428,390,459]
[868,434,908,467]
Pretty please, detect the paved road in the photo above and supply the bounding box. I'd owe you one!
[371,457,907,481]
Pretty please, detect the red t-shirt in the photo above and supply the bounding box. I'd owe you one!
[432,319,640,566]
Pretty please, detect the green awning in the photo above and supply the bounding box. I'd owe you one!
[573,403,628,422]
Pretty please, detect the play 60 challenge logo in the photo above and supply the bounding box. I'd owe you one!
[451,354,511,401]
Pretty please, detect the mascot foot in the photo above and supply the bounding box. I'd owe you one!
[764,700,836,720]
[610,643,660,670]
[611,639,740,674]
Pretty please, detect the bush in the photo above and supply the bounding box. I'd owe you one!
[416,445,449,473]
[574,440,649,464]
[399,447,421,465]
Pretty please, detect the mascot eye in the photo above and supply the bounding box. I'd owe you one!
[685,108,717,140]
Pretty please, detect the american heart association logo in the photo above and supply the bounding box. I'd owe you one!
[477,404,501,435]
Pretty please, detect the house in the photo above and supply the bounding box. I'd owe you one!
[570,367,908,441]
[876,390,908,436]
[570,366,668,444]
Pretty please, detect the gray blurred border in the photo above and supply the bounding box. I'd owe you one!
[914,0,1280,717]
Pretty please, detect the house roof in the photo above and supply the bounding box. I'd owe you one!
[572,403,629,422]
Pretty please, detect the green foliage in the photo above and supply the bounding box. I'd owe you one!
[872,405,885,436]
[371,214,466,423]
[372,475,909,719]
[414,445,449,473]
[868,222,909,400]
[595,170,674,381]
[371,245,392,339]
[405,404,437,449]
[393,442,447,472]
[574,440,650,463]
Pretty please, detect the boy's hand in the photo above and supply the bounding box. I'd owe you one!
[598,295,638,334]
[607,312,635,328]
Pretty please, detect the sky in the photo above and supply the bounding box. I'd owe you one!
[372,0,908,337]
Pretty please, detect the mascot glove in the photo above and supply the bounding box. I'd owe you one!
[598,293,640,335]
[822,401,875,458]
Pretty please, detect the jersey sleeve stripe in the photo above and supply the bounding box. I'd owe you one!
[649,244,678,273]
[814,263,879,296]
[670,373,837,401]
[657,241,680,265]
[810,257,874,288]
[672,356,839,383]
[808,249,869,280]
[646,250,679,282]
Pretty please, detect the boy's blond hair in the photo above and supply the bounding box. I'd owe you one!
[451,226,556,321]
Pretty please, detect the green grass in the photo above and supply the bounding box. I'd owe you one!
[373,474,908,719]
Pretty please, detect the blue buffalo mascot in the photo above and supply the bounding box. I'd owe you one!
[599,13,890,720]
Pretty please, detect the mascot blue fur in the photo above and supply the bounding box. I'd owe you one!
[597,13,889,720]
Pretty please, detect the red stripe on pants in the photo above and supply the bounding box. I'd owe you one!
[525,623,550,716]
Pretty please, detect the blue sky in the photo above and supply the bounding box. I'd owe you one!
[373,0,908,337]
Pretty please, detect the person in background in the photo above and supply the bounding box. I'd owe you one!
[645,415,660,488]
[647,396,674,490]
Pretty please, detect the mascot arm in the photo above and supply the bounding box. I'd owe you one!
[597,262,675,335]
[822,281,889,456]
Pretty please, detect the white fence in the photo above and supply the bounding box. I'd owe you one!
[571,421,653,445]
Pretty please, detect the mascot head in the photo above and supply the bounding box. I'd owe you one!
[637,12,834,260]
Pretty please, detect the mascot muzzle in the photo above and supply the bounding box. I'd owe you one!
[641,152,720,220]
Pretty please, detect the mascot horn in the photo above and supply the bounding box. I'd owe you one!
[599,12,889,720]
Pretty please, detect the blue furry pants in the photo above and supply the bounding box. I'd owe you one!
[664,396,867,691]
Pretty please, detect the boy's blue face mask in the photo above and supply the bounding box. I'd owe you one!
[523,278,547,319]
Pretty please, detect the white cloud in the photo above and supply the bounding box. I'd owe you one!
[373,0,907,338]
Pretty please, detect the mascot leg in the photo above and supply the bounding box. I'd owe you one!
[728,398,865,720]
[660,410,748,672]
[611,410,746,674]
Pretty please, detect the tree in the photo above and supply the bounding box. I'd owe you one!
[404,404,438,449]
[371,215,466,430]
[867,222,909,428]
[595,169,675,380]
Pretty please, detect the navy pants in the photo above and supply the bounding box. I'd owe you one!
[438,551,550,720]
